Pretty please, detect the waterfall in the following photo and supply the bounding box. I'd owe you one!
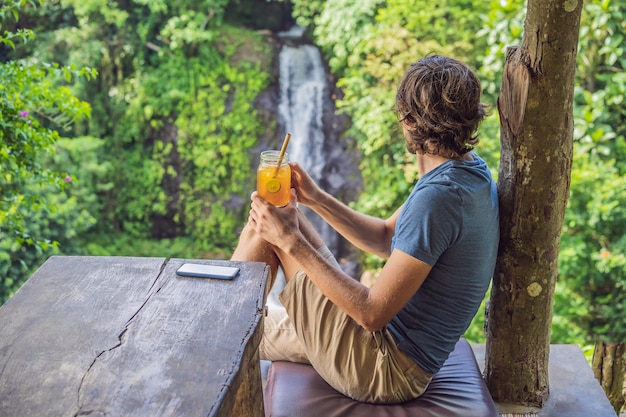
[278,44,327,181]
[275,29,340,254]
[266,28,350,305]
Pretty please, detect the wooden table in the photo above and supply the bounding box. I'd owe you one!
[0,256,269,417]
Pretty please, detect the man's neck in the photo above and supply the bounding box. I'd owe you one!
[416,153,451,177]
[416,152,474,177]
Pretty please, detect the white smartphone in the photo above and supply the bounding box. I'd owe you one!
[175,263,240,280]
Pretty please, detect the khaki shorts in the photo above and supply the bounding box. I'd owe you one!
[260,247,433,404]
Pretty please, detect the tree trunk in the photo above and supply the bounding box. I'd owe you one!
[592,341,626,414]
[484,0,583,407]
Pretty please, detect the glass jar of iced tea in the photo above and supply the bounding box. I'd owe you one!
[257,151,291,207]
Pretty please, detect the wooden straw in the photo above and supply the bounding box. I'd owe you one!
[273,133,291,177]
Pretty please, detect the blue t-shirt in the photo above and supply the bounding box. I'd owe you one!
[388,153,499,374]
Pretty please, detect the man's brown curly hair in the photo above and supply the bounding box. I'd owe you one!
[396,55,487,159]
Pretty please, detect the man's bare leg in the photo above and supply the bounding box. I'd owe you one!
[231,208,327,364]
[231,208,326,286]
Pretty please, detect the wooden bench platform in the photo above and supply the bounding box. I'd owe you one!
[0,256,269,417]
[263,337,498,417]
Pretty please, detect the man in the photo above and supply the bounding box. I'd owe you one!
[232,55,499,404]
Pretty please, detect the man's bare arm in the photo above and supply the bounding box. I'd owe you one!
[290,162,401,258]
[285,236,430,331]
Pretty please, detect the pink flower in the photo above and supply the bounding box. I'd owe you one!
[64,174,72,183]
[18,111,29,117]
[600,250,611,259]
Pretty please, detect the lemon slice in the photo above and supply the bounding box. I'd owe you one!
[266,179,281,193]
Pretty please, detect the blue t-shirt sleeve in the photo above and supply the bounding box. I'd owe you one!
[393,184,463,266]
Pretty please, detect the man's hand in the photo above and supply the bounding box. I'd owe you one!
[289,162,322,208]
[248,189,301,250]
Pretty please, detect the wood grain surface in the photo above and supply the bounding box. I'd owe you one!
[0,256,269,417]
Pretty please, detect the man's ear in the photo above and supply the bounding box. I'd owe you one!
[403,119,417,131]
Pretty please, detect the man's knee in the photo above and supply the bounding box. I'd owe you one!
[232,223,270,259]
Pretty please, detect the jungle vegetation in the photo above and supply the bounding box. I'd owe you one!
[1,0,624,374]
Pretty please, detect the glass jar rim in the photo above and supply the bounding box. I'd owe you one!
[260,150,289,164]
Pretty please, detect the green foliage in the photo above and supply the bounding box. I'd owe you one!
[295,0,497,271]
[0,56,94,241]
[559,0,626,344]
[106,25,271,248]
[575,0,626,168]
[476,0,525,98]
[291,0,323,29]
[1,0,270,301]
[472,0,525,171]
[463,289,489,343]
[0,136,109,302]
[293,0,625,348]
[0,0,96,301]
[84,234,217,259]
[436,0,626,345]
[12,1,273,257]
[4,0,625,354]
[290,1,503,344]
[560,149,626,343]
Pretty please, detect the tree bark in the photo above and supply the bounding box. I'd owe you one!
[592,341,626,414]
[485,0,583,407]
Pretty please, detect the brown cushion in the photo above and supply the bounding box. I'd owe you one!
[263,338,498,417]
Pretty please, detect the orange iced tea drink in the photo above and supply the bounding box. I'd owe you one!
[257,151,291,207]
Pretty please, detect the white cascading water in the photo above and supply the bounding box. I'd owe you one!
[268,28,337,305]
[278,44,327,184]
[276,28,340,250]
